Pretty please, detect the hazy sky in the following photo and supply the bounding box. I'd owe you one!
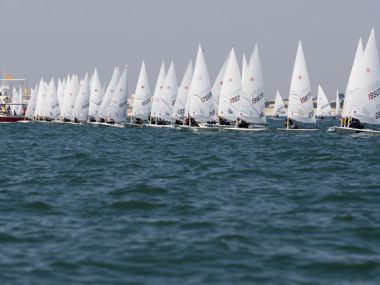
[1,0,379,100]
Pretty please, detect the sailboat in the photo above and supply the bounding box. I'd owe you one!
[179,45,217,131]
[270,91,286,119]
[73,73,90,123]
[278,41,318,131]
[45,78,60,121]
[25,85,38,120]
[225,44,267,132]
[334,28,380,134]
[34,78,47,121]
[146,60,177,127]
[209,51,230,125]
[316,85,332,119]
[217,47,242,125]
[127,61,151,127]
[172,60,193,125]
[88,69,103,122]
[146,61,166,127]
[105,66,128,127]
[98,67,120,122]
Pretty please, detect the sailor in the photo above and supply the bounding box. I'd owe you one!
[285,118,298,129]
[349,118,364,129]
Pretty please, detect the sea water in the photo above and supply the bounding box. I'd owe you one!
[1,120,380,284]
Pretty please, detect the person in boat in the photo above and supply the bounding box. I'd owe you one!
[106,116,115,125]
[320,116,324,120]
[275,113,279,119]
[285,118,298,129]
[349,118,364,129]
[190,117,199,127]
[218,117,230,125]
[236,117,249,128]
[7,105,11,115]
[133,117,143,125]
[174,119,182,125]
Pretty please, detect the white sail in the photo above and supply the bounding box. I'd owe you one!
[109,66,128,123]
[88,69,104,119]
[10,87,19,115]
[25,85,38,119]
[59,75,70,117]
[150,60,177,121]
[335,89,341,116]
[61,75,79,119]
[351,28,380,124]
[56,78,64,110]
[238,44,266,124]
[173,60,193,120]
[99,67,120,119]
[132,61,151,120]
[187,45,215,122]
[273,91,286,116]
[342,38,364,118]
[218,47,242,121]
[34,79,47,117]
[288,41,316,124]
[150,61,166,119]
[46,78,59,119]
[242,53,248,84]
[73,73,90,121]
[211,51,230,117]
[316,85,332,117]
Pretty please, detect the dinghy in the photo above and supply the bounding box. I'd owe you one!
[334,89,341,118]
[334,28,380,135]
[127,61,151,127]
[316,84,332,119]
[88,69,104,122]
[277,41,319,131]
[269,91,286,120]
[146,60,177,127]
[211,51,230,121]
[73,73,90,123]
[225,44,267,132]
[172,60,193,124]
[25,85,38,120]
[179,45,218,131]
[217,47,242,126]
[98,67,120,122]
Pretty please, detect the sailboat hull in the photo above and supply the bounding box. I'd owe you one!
[125,122,144,128]
[277,128,319,132]
[333,127,380,135]
[178,125,219,132]
[224,127,267,132]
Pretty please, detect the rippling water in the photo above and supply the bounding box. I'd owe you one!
[1,120,380,284]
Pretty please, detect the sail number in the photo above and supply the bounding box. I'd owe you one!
[230,95,240,103]
[252,92,264,104]
[201,92,212,103]
[300,92,312,104]
[368,87,380,101]
[142,98,151,106]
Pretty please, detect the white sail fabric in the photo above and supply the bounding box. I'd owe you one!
[211,51,230,117]
[288,41,316,124]
[88,69,104,119]
[99,67,120,119]
[73,73,90,121]
[335,89,341,116]
[342,38,364,118]
[150,61,166,119]
[59,75,70,117]
[351,28,380,124]
[109,66,128,123]
[25,85,38,119]
[154,60,178,121]
[61,75,79,119]
[11,87,20,115]
[34,79,47,117]
[46,78,59,119]
[238,44,266,124]
[242,53,248,84]
[316,85,332,117]
[132,61,151,120]
[187,45,215,122]
[56,78,64,111]
[173,60,193,120]
[273,91,286,116]
[218,48,242,121]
